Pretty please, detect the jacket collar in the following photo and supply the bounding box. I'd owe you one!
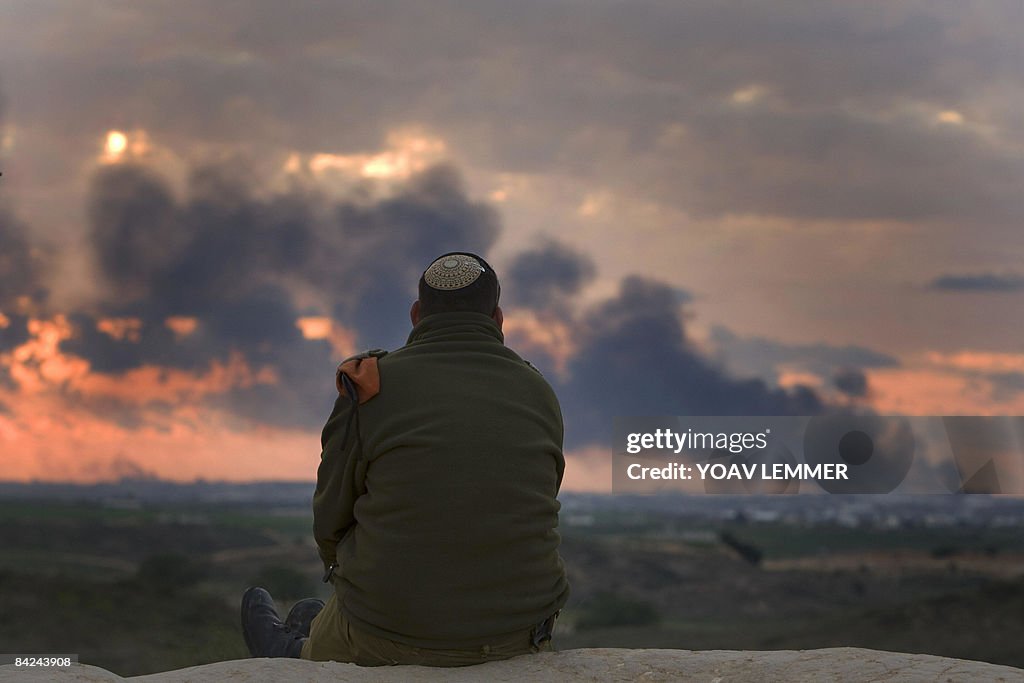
[406,311,504,346]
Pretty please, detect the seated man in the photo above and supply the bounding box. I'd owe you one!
[242,252,570,666]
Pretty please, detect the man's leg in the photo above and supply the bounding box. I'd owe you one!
[302,592,421,666]
[304,600,551,666]
[302,590,425,665]
[301,591,358,661]
[339,620,548,667]
[301,586,559,667]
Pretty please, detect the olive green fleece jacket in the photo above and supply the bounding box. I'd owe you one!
[312,311,570,648]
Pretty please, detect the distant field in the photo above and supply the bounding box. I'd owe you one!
[721,521,1024,559]
[0,499,327,675]
[1,498,1023,674]
[0,499,313,536]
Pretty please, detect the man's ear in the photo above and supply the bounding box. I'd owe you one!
[410,300,421,326]
[492,305,503,331]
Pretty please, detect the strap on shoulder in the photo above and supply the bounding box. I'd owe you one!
[335,349,386,404]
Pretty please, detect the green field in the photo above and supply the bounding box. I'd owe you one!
[2,498,1023,675]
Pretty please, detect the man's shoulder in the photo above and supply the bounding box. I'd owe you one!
[522,358,545,376]
[342,348,390,363]
[376,341,551,388]
[335,349,389,404]
[386,343,544,375]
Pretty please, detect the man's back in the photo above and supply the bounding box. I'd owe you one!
[331,311,570,647]
[245,252,570,665]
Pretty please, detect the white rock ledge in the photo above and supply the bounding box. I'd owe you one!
[2,648,1022,683]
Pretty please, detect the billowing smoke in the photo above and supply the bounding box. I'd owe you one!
[833,368,869,398]
[553,276,823,448]
[504,240,596,311]
[63,161,499,427]
[53,161,830,443]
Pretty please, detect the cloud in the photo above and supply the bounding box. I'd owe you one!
[25,155,835,455]
[325,163,500,345]
[60,160,499,428]
[503,240,596,311]
[6,2,1024,230]
[6,1,1024,482]
[833,368,869,398]
[929,273,1024,292]
[80,453,160,482]
[1,148,890,481]
[555,276,823,448]
[85,161,498,349]
[923,350,1024,405]
[988,372,1024,402]
[0,136,47,351]
[710,326,899,386]
[0,312,30,356]
[0,208,46,310]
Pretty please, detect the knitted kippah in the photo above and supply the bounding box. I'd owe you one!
[422,253,485,290]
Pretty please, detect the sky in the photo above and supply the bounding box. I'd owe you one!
[1,1,1023,490]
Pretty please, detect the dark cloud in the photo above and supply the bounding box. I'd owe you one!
[0,312,29,353]
[929,273,1024,292]
[87,166,182,298]
[67,160,834,442]
[66,161,498,428]
[80,453,160,482]
[325,164,500,345]
[555,276,823,448]
[86,164,323,321]
[19,153,843,448]
[833,368,869,398]
[0,208,46,309]
[710,326,899,385]
[503,240,596,311]
[986,373,1024,403]
[61,314,193,373]
[0,314,39,396]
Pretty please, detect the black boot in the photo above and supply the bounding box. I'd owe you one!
[241,586,306,658]
[285,598,325,638]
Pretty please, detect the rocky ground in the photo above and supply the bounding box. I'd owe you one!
[2,648,1023,683]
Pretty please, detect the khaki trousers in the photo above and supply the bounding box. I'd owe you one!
[300,592,549,667]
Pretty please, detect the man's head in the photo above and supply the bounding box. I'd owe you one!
[411,252,502,328]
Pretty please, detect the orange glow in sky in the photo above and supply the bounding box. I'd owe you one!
[97,317,143,343]
[502,310,577,378]
[164,316,199,339]
[103,130,127,161]
[296,316,332,340]
[300,128,447,181]
[1,312,1022,489]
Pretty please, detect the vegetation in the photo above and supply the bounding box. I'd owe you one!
[2,497,1024,674]
[246,564,316,601]
[576,591,660,630]
[137,553,209,594]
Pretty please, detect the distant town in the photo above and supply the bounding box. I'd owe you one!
[2,478,1024,531]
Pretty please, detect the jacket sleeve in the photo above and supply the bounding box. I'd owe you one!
[312,392,364,572]
[554,400,566,494]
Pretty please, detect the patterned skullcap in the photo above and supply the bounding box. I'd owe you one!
[422,253,485,290]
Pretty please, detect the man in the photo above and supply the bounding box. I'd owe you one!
[242,252,570,666]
